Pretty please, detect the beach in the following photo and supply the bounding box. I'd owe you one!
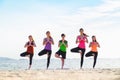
[0,69,120,80]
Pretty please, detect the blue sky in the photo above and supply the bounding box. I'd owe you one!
[0,0,102,15]
[0,0,120,59]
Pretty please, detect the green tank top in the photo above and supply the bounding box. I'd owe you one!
[59,40,67,52]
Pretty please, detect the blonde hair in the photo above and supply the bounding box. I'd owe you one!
[29,35,34,42]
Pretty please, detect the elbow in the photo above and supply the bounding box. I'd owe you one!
[43,43,45,45]
[76,42,78,44]
[86,41,88,43]
[52,42,54,45]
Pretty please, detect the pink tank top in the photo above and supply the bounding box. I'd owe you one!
[77,36,87,49]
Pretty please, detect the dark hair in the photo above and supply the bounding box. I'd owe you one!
[92,35,97,42]
[61,33,65,37]
[46,31,50,34]
[79,28,84,32]
[28,35,32,38]
[79,28,89,37]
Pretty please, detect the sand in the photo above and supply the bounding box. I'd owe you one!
[0,69,120,80]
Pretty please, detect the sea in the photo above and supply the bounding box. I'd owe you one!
[0,57,120,70]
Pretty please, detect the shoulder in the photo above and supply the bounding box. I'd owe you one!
[27,41,30,43]
[26,41,30,45]
[32,41,34,42]
[96,42,99,44]
[83,35,87,38]
[59,40,62,42]
[31,41,35,43]
[49,38,53,41]
[51,37,53,40]
[64,40,68,43]
[77,35,80,37]
[77,35,80,38]
[44,38,47,40]
[44,38,46,40]
[90,42,93,44]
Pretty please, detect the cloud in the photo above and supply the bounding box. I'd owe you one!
[47,0,120,58]
[66,0,120,29]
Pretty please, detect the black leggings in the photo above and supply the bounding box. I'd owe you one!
[85,51,98,68]
[20,52,33,65]
[38,49,52,69]
[71,47,85,68]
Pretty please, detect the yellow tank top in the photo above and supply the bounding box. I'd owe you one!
[91,42,98,52]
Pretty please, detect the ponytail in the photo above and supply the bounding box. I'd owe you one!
[83,33,89,37]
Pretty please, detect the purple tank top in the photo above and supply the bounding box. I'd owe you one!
[44,38,53,50]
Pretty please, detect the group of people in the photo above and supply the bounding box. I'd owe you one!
[20,28,100,70]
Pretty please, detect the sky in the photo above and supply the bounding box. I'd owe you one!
[0,0,120,59]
